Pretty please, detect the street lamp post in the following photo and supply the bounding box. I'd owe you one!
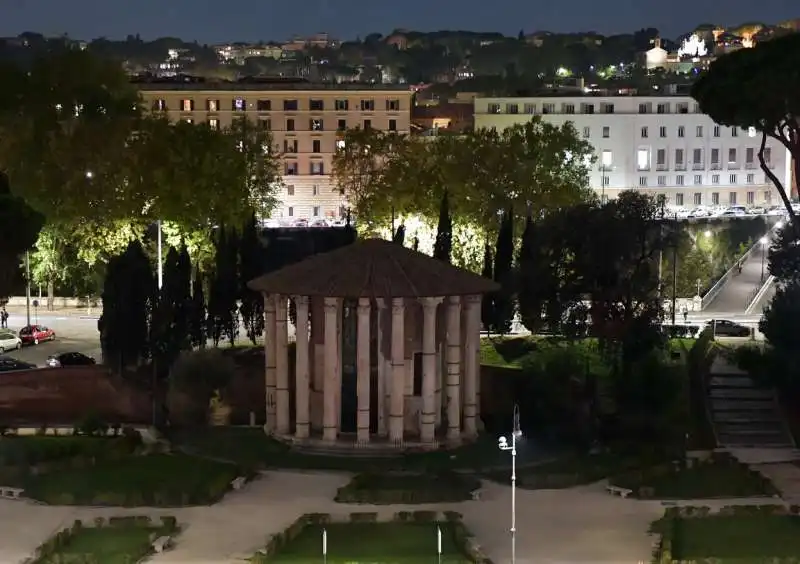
[759,236,768,282]
[498,404,522,564]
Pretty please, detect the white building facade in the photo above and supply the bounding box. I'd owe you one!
[474,95,791,208]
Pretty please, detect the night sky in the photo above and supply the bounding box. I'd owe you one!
[1,0,795,43]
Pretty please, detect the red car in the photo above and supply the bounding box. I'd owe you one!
[19,325,56,345]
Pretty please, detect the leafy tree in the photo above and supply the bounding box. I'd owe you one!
[768,223,800,284]
[480,243,494,331]
[691,32,800,221]
[188,270,207,349]
[757,281,800,394]
[490,208,515,334]
[98,240,154,373]
[432,190,452,263]
[0,172,44,299]
[239,213,265,345]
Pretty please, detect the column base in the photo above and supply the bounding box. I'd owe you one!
[262,424,274,436]
[295,423,310,439]
[322,427,338,443]
[446,433,462,447]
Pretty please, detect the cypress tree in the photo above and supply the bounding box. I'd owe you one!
[433,190,452,263]
[393,223,406,246]
[239,213,265,345]
[189,269,207,349]
[492,207,515,334]
[517,214,544,333]
[480,242,494,332]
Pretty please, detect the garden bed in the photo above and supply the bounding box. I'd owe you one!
[22,453,244,506]
[251,511,489,563]
[611,453,776,499]
[652,505,800,562]
[482,452,649,489]
[334,471,481,504]
[31,515,178,564]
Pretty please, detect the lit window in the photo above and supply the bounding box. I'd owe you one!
[181,99,193,112]
[637,149,650,170]
[336,139,345,150]
[233,98,246,111]
[601,150,612,167]
[748,127,757,137]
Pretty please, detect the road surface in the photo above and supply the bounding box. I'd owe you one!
[0,310,101,367]
[704,241,770,313]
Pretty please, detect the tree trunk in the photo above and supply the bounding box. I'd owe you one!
[47,280,54,311]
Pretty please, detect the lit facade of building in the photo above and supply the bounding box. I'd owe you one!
[138,83,413,221]
[474,95,791,208]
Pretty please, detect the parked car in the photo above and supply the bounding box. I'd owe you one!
[18,325,55,345]
[748,206,767,215]
[46,352,96,368]
[0,330,21,353]
[707,319,751,337]
[0,358,37,372]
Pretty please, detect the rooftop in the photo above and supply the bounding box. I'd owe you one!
[247,238,498,299]
[132,75,412,93]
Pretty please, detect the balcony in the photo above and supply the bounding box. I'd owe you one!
[745,162,757,170]
[727,163,740,170]
[656,164,669,171]
[674,164,686,171]
[692,163,705,170]
[710,163,721,170]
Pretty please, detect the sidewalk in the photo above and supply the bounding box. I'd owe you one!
[3,305,102,318]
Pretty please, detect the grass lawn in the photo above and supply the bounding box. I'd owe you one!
[23,453,240,505]
[40,526,164,564]
[335,472,480,504]
[612,456,776,499]
[672,514,800,560]
[269,522,471,563]
[170,427,512,471]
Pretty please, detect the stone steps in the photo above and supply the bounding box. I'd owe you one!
[709,388,774,400]
[710,399,777,411]
[713,411,781,423]
[710,376,759,388]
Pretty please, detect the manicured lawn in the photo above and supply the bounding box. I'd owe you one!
[335,471,480,504]
[612,455,776,499]
[39,526,164,564]
[170,427,511,471]
[23,453,240,506]
[269,522,471,563]
[673,514,800,560]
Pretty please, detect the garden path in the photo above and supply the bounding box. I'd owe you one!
[3,470,792,564]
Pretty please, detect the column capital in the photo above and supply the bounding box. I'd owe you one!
[464,294,482,307]
[391,297,404,315]
[294,295,309,306]
[323,297,339,313]
[264,293,276,312]
[375,298,387,309]
[419,296,445,310]
[357,297,371,314]
[447,295,461,306]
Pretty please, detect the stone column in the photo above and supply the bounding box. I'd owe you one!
[375,298,387,435]
[323,297,339,442]
[420,297,444,443]
[263,294,277,433]
[294,296,310,439]
[389,297,405,443]
[463,295,481,438]
[435,344,443,427]
[275,295,290,434]
[356,298,371,444]
[445,296,462,442]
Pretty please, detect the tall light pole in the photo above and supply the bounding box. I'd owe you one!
[498,404,522,564]
[759,236,768,282]
[24,251,31,327]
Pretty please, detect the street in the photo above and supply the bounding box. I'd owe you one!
[0,309,101,367]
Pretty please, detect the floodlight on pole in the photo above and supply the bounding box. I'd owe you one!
[498,403,522,564]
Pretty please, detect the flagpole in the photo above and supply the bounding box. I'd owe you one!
[437,524,442,564]
[322,527,327,564]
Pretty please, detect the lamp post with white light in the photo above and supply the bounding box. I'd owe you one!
[498,404,522,564]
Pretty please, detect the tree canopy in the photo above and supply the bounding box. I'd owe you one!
[691,33,800,220]
[332,117,595,233]
[0,172,45,298]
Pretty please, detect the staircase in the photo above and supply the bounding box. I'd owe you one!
[708,371,795,449]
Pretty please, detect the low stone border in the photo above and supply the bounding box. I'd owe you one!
[333,471,481,504]
[249,510,493,563]
[651,504,800,563]
[24,514,180,564]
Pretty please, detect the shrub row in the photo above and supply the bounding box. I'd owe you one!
[31,515,178,564]
[32,479,232,507]
[0,432,141,467]
[334,472,480,505]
